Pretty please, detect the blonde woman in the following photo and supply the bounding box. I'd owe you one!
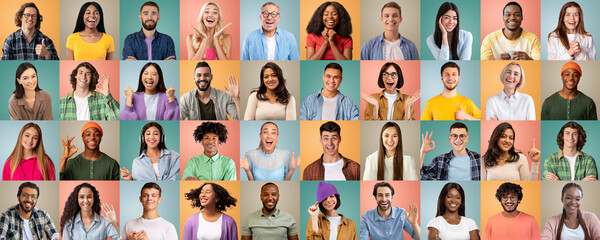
[186,2,232,60]
[2,122,55,180]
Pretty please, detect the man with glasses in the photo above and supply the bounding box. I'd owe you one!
[0,182,59,239]
[2,2,59,60]
[484,182,540,239]
[420,122,481,180]
[242,2,300,60]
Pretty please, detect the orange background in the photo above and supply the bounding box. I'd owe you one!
[480,181,541,237]
[480,0,541,43]
[360,181,420,240]
[179,181,241,239]
[179,0,240,60]
[179,120,240,180]
[299,0,361,60]
[360,60,421,120]
[480,60,541,120]
[0,0,61,57]
[480,120,541,180]
[300,120,361,180]
[179,60,241,97]
[59,60,121,102]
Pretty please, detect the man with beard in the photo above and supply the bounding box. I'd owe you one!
[122,1,176,60]
[360,182,420,240]
[241,182,299,240]
[481,1,540,60]
[122,183,178,240]
[0,182,59,239]
[59,122,120,180]
[541,61,597,120]
[484,182,540,239]
[180,61,240,120]
[2,2,59,60]
[422,62,480,120]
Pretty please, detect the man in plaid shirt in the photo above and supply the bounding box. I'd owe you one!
[0,182,59,239]
[1,3,59,60]
[543,121,598,181]
[420,122,481,180]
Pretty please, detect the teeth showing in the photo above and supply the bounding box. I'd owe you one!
[206,19,214,23]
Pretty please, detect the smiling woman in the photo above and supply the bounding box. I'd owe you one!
[426,2,473,60]
[186,2,232,60]
[485,62,535,120]
[363,122,418,180]
[8,62,54,120]
[66,1,114,60]
[2,122,55,180]
[306,182,357,239]
[541,183,600,239]
[427,182,480,240]
[548,1,595,60]
[183,182,238,240]
[305,1,353,60]
[244,62,296,120]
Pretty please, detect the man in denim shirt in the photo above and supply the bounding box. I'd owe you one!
[242,2,299,60]
[122,1,176,60]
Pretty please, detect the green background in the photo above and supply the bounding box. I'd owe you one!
[299,60,361,113]
[420,120,481,166]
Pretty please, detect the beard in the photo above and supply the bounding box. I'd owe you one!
[262,202,276,212]
[142,20,157,31]
[196,80,211,91]
[19,201,34,213]
[502,202,518,213]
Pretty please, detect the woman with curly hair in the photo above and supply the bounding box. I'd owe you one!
[363,122,419,180]
[481,122,541,180]
[66,2,114,60]
[8,62,54,120]
[2,122,55,180]
[306,1,353,60]
[427,182,480,240]
[548,1,595,60]
[244,62,296,120]
[426,2,472,60]
[183,182,238,240]
[186,2,232,60]
[60,182,119,240]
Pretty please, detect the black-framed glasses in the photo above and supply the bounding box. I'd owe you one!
[382,72,398,79]
[23,13,37,19]
[261,11,280,18]
[21,193,38,199]
[450,134,467,140]
[501,195,518,201]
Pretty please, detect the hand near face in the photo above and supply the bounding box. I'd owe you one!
[291,152,300,170]
[360,92,378,106]
[240,152,250,171]
[214,23,232,39]
[224,75,240,99]
[528,139,541,163]
[326,29,337,43]
[406,203,419,225]
[438,17,448,36]
[190,24,207,38]
[321,28,329,41]
[420,131,436,154]
[545,172,559,181]
[166,86,176,102]
[308,202,319,217]
[35,39,49,59]
[61,135,78,159]
[100,203,118,225]
[96,74,111,96]
[582,175,597,181]
[120,167,132,181]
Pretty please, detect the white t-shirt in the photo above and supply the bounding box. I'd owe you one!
[21,218,33,240]
[326,216,342,240]
[322,94,338,120]
[383,91,398,120]
[383,39,405,60]
[323,158,346,180]
[561,223,585,240]
[122,217,178,240]
[144,93,159,120]
[362,151,419,180]
[73,93,91,120]
[197,213,223,240]
[427,216,479,240]
[152,163,160,179]
[565,154,577,181]
[266,35,276,60]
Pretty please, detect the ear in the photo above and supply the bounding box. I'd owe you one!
[158,196,162,204]
[139,196,143,203]
[399,16,403,24]
[139,14,142,23]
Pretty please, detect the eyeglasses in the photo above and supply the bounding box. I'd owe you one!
[382,72,398,79]
[501,195,518,201]
[23,13,37,19]
[450,134,467,140]
[21,193,38,199]
[261,11,280,18]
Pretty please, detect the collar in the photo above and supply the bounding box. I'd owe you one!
[66,91,96,99]
[318,88,343,99]
[141,149,168,159]
[378,32,404,44]
[318,153,348,167]
[15,28,39,39]
[74,212,101,224]
[373,206,399,221]
[202,152,221,163]
[557,150,583,158]
[319,213,350,225]
[260,27,280,37]
[260,208,280,217]
[9,204,39,218]
[137,28,159,38]
[501,90,521,100]
[376,90,404,101]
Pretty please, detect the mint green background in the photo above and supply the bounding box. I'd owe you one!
[118,61,181,111]
[0,61,60,120]
[119,0,181,60]
[299,60,361,112]
[119,120,180,180]
[300,181,361,239]
[119,181,180,235]
[420,121,481,166]
[420,0,481,60]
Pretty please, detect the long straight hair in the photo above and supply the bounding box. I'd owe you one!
[377,122,403,180]
[433,2,460,60]
[548,2,590,51]
[556,183,591,240]
[483,122,520,168]
[435,182,465,217]
[7,123,53,180]
[73,2,106,33]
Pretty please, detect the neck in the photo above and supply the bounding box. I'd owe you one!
[205,27,216,36]
[262,147,275,155]
[384,149,395,158]
[74,87,90,98]
[81,27,100,34]
[142,28,156,38]
[23,149,35,159]
[560,88,579,99]
[325,209,339,217]
[502,27,523,40]
[142,209,159,220]
[453,148,467,156]
[383,29,399,41]
[83,149,102,159]
[322,153,341,163]
[203,206,219,216]
[145,89,158,95]
[443,211,460,219]
[197,87,211,99]
[266,89,276,98]
[377,207,391,219]
[441,89,457,98]
[146,147,161,156]
[23,89,36,99]
[502,210,520,218]
[262,207,276,216]
[384,89,397,95]
[80,210,94,219]
[563,147,577,157]
[567,29,576,34]
[322,89,338,98]
[503,88,516,98]
[21,27,35,38]
[565,210,578,220]
[262,27,276,37]
[19,207,32,220]
[204,150,217,158]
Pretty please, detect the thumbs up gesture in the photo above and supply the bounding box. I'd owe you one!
[35,39,50,59]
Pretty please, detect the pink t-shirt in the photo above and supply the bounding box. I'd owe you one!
[306,33,352,60]
[484,212,540,240]
[2,156,55,180]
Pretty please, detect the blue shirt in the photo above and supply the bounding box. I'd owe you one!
[360,33,420,60]
[360,207,416,240]
[131,149,180,181]
[122,29,176,60]
[300,89,359,120]
[448,154,472,181]
[62,213,119,240]
[242,27,300,60]
[421,149,481,181]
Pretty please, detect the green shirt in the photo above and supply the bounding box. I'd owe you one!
[241,209,298,239]
[541,92,597,120]
[182,153,236,180]
[543,150,598,180]
[60,153,120,180]
[59,91,120,120]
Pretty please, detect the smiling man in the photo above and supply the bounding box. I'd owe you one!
[420,122,481,180]
[543,121,598,181]
[484,182,540,239]
[122,183,178,240]
[360,182,420,240]
[182,121,236,180]
[481,1,541,60]
[122,1,176,60]
[242,2,299,60]
[2,2,59,60]
[59,122,120,180]
[541,61,597,120]
[300,63,359,120]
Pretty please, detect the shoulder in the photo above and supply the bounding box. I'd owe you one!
[366,151,378,161]
[102,33,114,41]
[124,31,138,41]
[305,159,322,169]
[166,149,180,157]
[249,91,258,98]
[38,90,52,99]
[520,29,540,40]
[401,36,417,47]
[67,32,80,39]
[518,212,537,221]
[181,89,196,99]
[482,29,503,42]
[364,34,382,45]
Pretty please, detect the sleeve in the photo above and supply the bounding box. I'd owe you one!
[40,92,54,120]
[526,95,536,120]
[226,95,239,120]
[485,96,496,120]
[364,96,376,120]
[540,217,557,240]
[285,96,297,120]
[106,34,115,52]
[121,35,134,60]
[106,220,120,240]
[121,103,140,120]
[8,97,19,120]
[180,95,189,120]
[402,211,417,239]
[47,158,56,180]
[426,217,439,229]
[483,218,493,240]
[66,34,75,51]
[547,35,572,60]
[241,34,250,60]
[460,31,473,60]
[3,159,11,180]
[404,155,420,180]
[111,158,120,180]
[467,217,479,231]
[421,100,433,120]
[244,92,258,120]
[288,216,298,236]
[481,162,487,180]
[426,34,449,60]
[181,158,197,180]
[166,152,181,181]
[588,98,597,120]
[166,35,177,60]
[518,154,531,180]
[288,34,300,60]
[306,217,323,239]
[42,211,59,239]
[541,98,550,120]
[224,158,237,181]
[62,220,72,240]
[342,36,353,50]
[227,216,239,239]
[122,222,129,240]
[360,41,371,60]
[542,156,554,180]
[362,153,376,180]
[241,215,251,236]
[467,99,481,119]
[530,35,541,60]
[585,212,600,240]
[102,93,121,120]
[408,40,420,60]
[531,216,541,239]
[350,221,358,240]
[480,34,494,60]
[306,33,316,48]
[530,161,540,181]
[182,215,195,240]
[350,99,360,120]
[300,97,309,120]
[586,156,598,179]
[60,159,72,180]
[2,36,13,60]
[43,36,60,60]
[359,215,370,240]
[164,97,180,120]
[586,35,596,60]
[420,157,439,180]
[167,223,179,240]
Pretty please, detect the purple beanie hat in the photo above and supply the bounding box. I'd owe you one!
[317,182,340,203]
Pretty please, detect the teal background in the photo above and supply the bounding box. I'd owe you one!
[119,120,180,180]
[299,60,361,112]
[239,0,301,56]
[420,181,481,238]
[239,120,300,181]
[540,120,600,180]
[541,0,600,59]
[420,0,481,60]
[119,181,180,235]
[119,0,181,60]
[0,61,60,120]
[419,60,481,115]
[118,60,181,112]
[420,121,481,166]
[300,181,361,239]
[0,121,60,180]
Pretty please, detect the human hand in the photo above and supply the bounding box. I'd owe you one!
[326,29,337,43]
[499,52,511,60]
[545,172,559,181]
[164,56,176,60]
[321,28,329,41]
[569,41,581,55]
[490,115,498,120]
[120,167,132,181]
[35,39,50,59]
[308,202,319,216]
[214,23,232,39]
[528,139,541,163]
[166,86,176,102]
[135,230,149,240]
[96,74,111,96]
[360,92,378,106]
[224,75,240,99]
[405,90,421,106]
[421,131,436,154]
[433,232,441,240]
[190,24,207,38]
[185,176,199,180]
[124,87,133,99]
[438,16,447,36]
[455,104,474,120]
[61,135,78,159]
[240,152,250,171]
[511,51,532,60]
[406,203,419,225]
[582,175,597,181]
[100,203,117,225]
[125,56,138,60]
[291,152,300,170]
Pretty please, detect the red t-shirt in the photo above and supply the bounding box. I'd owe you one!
[306,33,352,60]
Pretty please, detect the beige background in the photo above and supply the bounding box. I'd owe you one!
[541,181,600,229]
[239,181,300,235]
[239,61,301,119]
[0,181,60,230]
[59,0,120,60]
[59,121,120,163]
[359,121,421,178]
[541,61,600,104]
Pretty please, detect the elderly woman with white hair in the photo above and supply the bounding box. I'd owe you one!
[486,62,535,120]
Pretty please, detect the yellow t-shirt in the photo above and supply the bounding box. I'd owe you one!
[421,94,481,120]
[480,28,541,60]
[66,32,114,60]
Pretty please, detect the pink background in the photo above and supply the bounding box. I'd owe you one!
[480,0,541,44]
[59,60,121,102]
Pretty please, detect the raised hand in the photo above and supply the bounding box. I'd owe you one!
[405,90,421,106]
[308,202,319,216]
[166,86,176,102]
[528,139,541,163]
[96,74,111,96]
[406,203,419,225]
[190,24,207,38]
[124,87,134,107]
[214,23,232,39]
[120,167,132,181]
[421,131,436,154]
[360,92,378,106]
[61,135,78,159]
[35,39,50,59]
[100,203,118,225]
[240,152,250,171]
[291,152,300,170]
[224,75,240,99]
